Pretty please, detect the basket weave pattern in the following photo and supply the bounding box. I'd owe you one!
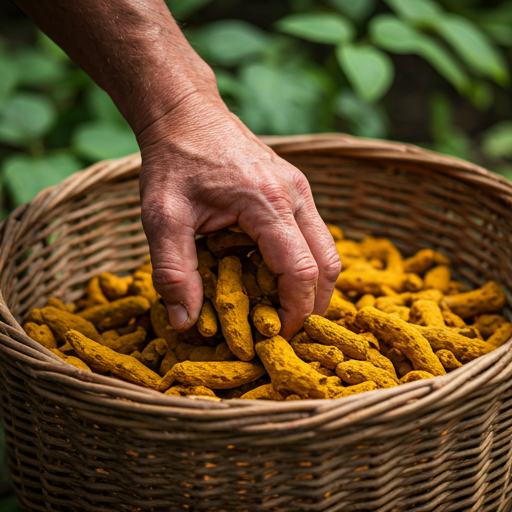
[1,134,512,511]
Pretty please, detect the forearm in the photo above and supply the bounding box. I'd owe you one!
[13,0,219,134]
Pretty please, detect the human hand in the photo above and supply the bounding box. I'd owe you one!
[137,93,341,339]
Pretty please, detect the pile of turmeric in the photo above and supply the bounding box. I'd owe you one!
[21,224,510,401]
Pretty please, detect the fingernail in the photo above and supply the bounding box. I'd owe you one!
[167,303,189,329]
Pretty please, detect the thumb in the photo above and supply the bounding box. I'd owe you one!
[142,207,202,331]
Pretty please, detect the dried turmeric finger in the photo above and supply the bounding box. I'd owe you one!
[251,301,281,337]
[159,346,178,376]
[79,296,151,331]
[409,300,445,327]
[99,272,132,301]
[102,326,147,354]
[155,369,176,392]
[214,256,254,361]
[446,280,470,295]
[366,348,397,379]
[286,394,301,400]
[423,265,450,293]
[359,332,380,351]
[336,360,398,388]
[22,308,44,325]
[472,314,506,339]
[336,267,421,295]
[290,339,344,370]
[256,261,278,296]
[130,350,143,362]
[403,249,450,274]
[325,375,345,398]
[356,307,446,376]
[129,270,159,304]
[206,230,256,258]
[359,237,404,274]
[356,294,376,310]
[440,304,466,328]
[171,360,265,389]
[308,361,334,377]
[65,330,160,388]
[487,322,512,348]
[141,338,168,371]
[255,335,329,399]
[137,255,152,274]
[386,348,413,378]
[240,383,286,400]
[24,322,57,349]
[413,325,494,363]
[323,293,357,323]
[435,349,462,372]
[290,331,314,345]
[197,299,218,338]
[84,276,109,307]
[335,240,364,268]
[45,297,74,312]
[400,371,435,383]
[41,306,101,343]
[165,385,218,399]
[326,223,344,242]
[304,315,369,360]
[49,348,92,372]
[150,301,178,349]
[334,381,378,398]
[441,281,506,319]
[376,303,410,322]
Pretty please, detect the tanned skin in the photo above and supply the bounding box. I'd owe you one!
[13,0,341,338]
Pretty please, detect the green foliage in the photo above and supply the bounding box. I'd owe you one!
[277,13,355,44]
[0,0,511,214]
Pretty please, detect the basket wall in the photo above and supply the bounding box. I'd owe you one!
[0,134,512,511]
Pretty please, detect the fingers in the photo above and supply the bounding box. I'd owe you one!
[239,209,318,340]
[294,200,341,317]
[141,202,203,331]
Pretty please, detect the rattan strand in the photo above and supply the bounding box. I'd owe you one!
[1,134,512,511]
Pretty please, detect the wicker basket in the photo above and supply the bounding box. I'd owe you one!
[1,133,512,512]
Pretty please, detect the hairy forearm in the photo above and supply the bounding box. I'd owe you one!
[13,0,219,134]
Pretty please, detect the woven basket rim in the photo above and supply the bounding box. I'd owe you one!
[1,132,512,426]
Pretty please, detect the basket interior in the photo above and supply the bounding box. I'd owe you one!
[5,154,512,322]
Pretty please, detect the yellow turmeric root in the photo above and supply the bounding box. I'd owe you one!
[336,360,398,388]
[255,335,330,399]
[65,330,160,388]
[24,322,57,349]
[214,256,254,361]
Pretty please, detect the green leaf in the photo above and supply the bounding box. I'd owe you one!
[336,45,394,102]
[327,0,376,22]
[72,122,139,161]
[86,85,128,127]
[14,49,66,87]
[482,121,512,159]
[333,89,389,138]
[0,93,57,147]
[384,0,441,26]
[193,20,269,66]
[2,153,83,206]
[239,63,325,135]
[0,57,18,100]
[165,0,213,20]
[276,12,355,44]
[370,15,469,92]
[436,15,509,85]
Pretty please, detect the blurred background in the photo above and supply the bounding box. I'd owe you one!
[0,0,511,508]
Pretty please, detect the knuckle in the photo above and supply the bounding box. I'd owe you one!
[151,267,188,294]
[291,170,311,196]
[322,249,342,281]
[258,180,292,209]
[291,256,319,284]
